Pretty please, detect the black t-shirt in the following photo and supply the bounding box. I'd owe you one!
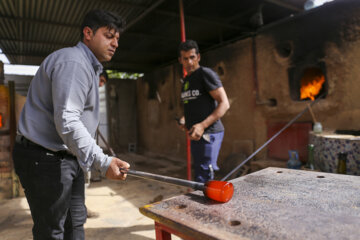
[181,66,224,133]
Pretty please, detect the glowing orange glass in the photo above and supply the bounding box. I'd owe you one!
[203,180,234,203]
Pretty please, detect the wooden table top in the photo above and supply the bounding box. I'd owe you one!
[140,167,360,240]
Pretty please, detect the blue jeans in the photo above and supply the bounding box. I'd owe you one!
[13,137,86,240]
[191,131,224,183]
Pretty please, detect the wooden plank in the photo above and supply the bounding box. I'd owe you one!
[140,167,360,240]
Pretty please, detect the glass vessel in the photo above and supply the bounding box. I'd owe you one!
[287,150,302,169]
[306,144,315,170]
[337,152,347,174]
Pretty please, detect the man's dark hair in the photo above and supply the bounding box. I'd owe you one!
[178,40,200,56]
[100,70,108,81]
[80,9,126,40]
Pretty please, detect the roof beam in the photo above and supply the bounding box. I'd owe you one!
[4,55,44,65]
[0,10,251,36]
[0,0,167,33]
[0,46,174,59]
[0,10,235,45]
[0,38,70,49]
[125,32,214,45]
[1,52,49,58]
[0,14,77,29]
[0,15,185,42]
[3,52,160,72]
[92,0,148,9]
[265,0,303,12]
[154,10,249,30]
[124,0,166,31]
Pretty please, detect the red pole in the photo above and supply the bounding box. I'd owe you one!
[179,0,186,42]
[179,0,191,181]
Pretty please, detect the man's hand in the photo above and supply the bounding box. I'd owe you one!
[176,116,186,131]
[105,157,130,180]
[189,123,205,141]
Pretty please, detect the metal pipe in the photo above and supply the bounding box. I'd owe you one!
[97,129,233,203]
[97,128,203,190]
[123,168,204,191]
[179,0,191,181]
[221,94,325,181]
[179,0,186,42]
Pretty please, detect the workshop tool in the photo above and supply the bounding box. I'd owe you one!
[222,94,325,181]
[97,129,233,202]
[121,168,234,203]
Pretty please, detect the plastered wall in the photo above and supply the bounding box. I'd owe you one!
[136,0,360,170]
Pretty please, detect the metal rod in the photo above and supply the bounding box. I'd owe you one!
[179,0,186,42]
[307,104,317,123]
[179,0,192,181]
[122,168,205,191]
[221,94,325,181]
[97,127,203,190]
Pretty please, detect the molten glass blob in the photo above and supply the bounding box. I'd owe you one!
[203,181,234,203]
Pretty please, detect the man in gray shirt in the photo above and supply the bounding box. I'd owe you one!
[12,10,130,240]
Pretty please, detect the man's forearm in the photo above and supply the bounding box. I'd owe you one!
[200,101,230,129]
[200,87,230,130]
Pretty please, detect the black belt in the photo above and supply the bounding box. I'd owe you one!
[15,135,75,158]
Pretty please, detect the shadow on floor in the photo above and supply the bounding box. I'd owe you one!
[85,224,155,240]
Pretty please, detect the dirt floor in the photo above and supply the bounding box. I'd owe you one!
[0,151,287,240]
[0,153,189,240]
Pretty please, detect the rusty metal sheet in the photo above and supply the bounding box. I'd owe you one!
[140,167,360,240]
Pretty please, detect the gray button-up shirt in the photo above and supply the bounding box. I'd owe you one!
[18,41,112,176]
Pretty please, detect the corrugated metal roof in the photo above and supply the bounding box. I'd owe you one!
[0,0,310,72]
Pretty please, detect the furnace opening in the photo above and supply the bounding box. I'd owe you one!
[300,67,326,101]
[288,62,328,101]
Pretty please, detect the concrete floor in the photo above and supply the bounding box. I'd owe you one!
[0,153,188,240]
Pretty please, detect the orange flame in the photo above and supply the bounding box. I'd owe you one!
[300,68,325,101]
[0,114,2,128]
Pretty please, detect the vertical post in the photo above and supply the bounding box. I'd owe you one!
[179,0,191,181]
[8,81,19,197]
[179,0,186,43]
[8,81,15,153]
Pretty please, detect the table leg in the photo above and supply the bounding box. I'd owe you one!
[155,222,172,240]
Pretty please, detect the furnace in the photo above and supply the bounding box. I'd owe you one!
[288,61,328,101]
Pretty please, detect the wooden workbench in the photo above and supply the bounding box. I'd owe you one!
[140,167,360,240]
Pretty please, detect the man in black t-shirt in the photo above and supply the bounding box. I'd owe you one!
[178,40,230,183]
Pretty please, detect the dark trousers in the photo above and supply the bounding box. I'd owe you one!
[12,137,86,240]
[191,131,224,183]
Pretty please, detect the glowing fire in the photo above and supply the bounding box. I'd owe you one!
[0,113,2,128]
[300,68,325,101]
